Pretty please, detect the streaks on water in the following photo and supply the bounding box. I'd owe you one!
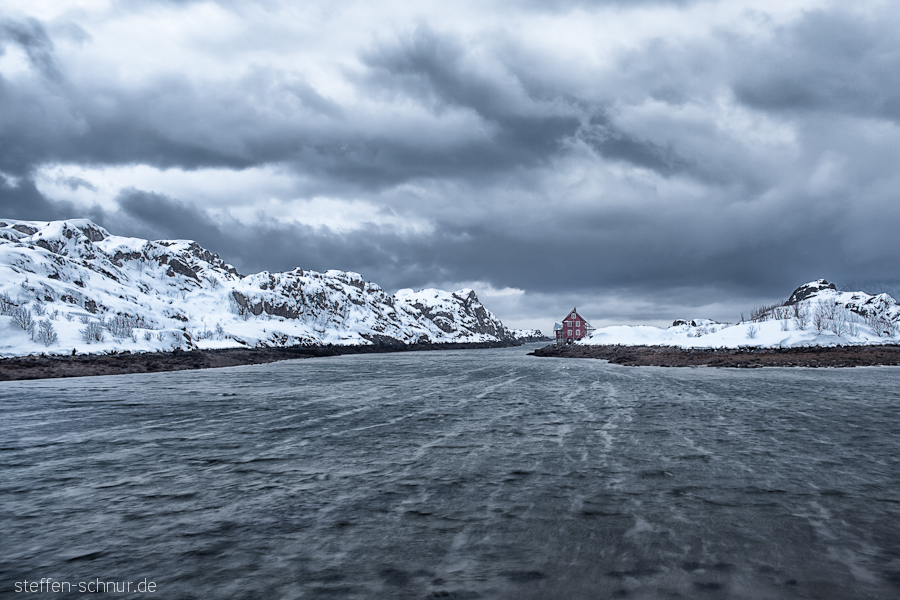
[1,347,900,599]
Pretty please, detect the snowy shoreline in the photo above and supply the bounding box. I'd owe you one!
[576,280,900,350]
[0,340,523,381]
[530,343,900,368]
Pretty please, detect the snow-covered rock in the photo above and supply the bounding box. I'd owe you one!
[0,218,516,356]
[786,279,837,304]
[510,328,550,342]
[580,279,900,349]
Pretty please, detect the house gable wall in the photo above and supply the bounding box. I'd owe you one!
[556,308,591,343]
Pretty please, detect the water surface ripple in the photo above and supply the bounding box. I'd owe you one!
[2,346,899,599]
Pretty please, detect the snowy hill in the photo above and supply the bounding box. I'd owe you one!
[0,219,516,356]
[580,279,900,349]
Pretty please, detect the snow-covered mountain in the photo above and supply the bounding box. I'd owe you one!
[580,279,900,349]
[0,219,516,356]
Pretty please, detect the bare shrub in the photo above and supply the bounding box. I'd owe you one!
[229,294,252,320]
[750,302,784,322]
[32,301,46,316]
[831,309,847,336]
[780,319,790,331]
[79,315,91,324]
[64,313,73,321]
[11,306,35,337]
[0,292,14,315]
[215,323,226,340]
[772,306,791,321]
[106,315,145,339]
[867,310,899,337]
[793,304,809,330]
[49,310,59,320]
[36,319,58,346]
[144,330,153,341]
[746,325,758,339]
[80,321,105,343]
[813,303,828,333]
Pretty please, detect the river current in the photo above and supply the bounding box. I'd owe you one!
[2,345,899,599]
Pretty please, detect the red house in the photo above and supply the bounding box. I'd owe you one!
[555,308,593,345]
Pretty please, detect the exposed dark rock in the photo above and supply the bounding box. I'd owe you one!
[12,224,38,235]
[111,250,144,266]
[34,239,55,253]
[76,223,107,242]
[786,279,836,304]
[166,258,200,281]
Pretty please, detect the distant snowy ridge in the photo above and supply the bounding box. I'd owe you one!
[510,329,550,342]
[581,279,900,349]
[0,219,516,357]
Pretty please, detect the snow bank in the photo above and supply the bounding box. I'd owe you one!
[580,280,900,349]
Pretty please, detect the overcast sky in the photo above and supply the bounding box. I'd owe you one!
[2,0,899,333]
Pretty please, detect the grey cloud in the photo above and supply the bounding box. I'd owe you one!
[360,25,582,177]
[113,189,229,250]
[0,16,686,194]
[103,188,411,278]
[101,184,877,304]
[58,176,97,192]
[578,116,688,175]
[0,176,75,221]
[0,17,62,82]
[504,0,705,10]
[731,10,900,121]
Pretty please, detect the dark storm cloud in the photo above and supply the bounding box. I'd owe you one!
[731,9,900,121]
[0,72,267,176]
[578,115,688,175]
[96,182,868,306]
[0,17,62,82]
[101,188,423,280]
[0,14,680,190]
[0,176,73,221]
[113,189,230,251]
[361,25,581,168]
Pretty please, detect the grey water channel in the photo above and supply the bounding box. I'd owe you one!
[2,345,900,599]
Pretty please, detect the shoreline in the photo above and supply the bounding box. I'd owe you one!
[0,341,520,381]
[528,343,900,368]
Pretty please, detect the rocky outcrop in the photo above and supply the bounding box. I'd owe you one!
[394,288,516,343]
[786,279,837,304]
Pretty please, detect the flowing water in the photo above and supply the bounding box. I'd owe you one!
[2,345,899,599]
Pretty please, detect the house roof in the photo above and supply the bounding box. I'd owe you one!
[562,308,592,328]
